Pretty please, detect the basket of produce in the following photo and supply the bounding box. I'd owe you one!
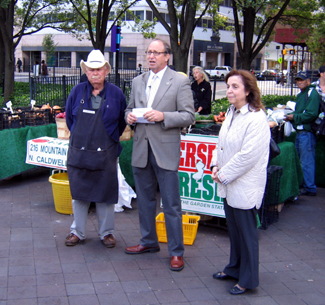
[3,111,25,129]
[55,112,70,140]
[24,108,51,126]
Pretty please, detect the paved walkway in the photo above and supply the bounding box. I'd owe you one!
[1,168,325,305]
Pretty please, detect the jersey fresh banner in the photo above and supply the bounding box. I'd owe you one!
[179,134,225,217]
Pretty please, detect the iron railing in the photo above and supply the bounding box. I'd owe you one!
[7,67,307,108]
[28,67,148,106]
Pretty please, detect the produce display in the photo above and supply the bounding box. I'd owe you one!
[213,112,226,123]
[55,111,66,118]
[0,103,64,130]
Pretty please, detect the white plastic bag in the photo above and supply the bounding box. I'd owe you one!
[114,164,137,212]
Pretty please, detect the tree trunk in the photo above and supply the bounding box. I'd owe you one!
[0,35,4,88]
[171,44,190,73]
[0,1,15,104]
[3,43,15,104]
[239,53,254,70]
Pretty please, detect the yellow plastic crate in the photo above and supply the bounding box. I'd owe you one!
[49,171,73,214]
[156,213,200,245]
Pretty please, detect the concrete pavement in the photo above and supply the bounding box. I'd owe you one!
[1,167,325,305]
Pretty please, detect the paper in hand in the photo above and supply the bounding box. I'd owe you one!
[132,107,155,124]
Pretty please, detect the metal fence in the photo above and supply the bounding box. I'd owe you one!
[7,67,305,108]
[210,73,301,101]
[28,67,148,107]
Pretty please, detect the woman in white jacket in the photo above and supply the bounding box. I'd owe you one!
[211,70,270,295]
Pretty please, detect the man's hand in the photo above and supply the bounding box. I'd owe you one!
[144,109,164,122]
[127,112,138,125]
[285,114,294,121]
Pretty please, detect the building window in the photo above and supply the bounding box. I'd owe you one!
[159,12,166,20]
[122,52,136,69]
[146,11,153,21]
[220,0,232,8]
[126,11,133,21]
[135,10,144,20]
[109,52,136,70]
[76,52,89,68]
[52,52,71,67]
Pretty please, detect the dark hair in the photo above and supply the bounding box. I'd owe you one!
[225,69,265,112]
[150,39,172,54]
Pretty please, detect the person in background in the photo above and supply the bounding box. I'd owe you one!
[137,63,143,75]
[16,58,22,72]
[124,39,195,272]
[34,61,40,77]
[64,49,126,248]
[285,71,320,196]
[210,69,270,295]
[41,60,49,83]
[312,65,325,102]
[191,66,212,114]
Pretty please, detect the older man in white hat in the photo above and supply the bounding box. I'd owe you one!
[64,49,127,247]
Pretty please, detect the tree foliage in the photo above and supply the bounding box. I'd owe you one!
[145,0,225,73]
[0,0,76,103]
[297,0,325,67]
[42,34,57,66]
[231,0,323,70]
[67,0,138,52]
[232,0,291,70]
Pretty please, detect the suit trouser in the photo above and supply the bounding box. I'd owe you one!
[70,200,115,240]
[132,145,184,257]
[223,199,259,289]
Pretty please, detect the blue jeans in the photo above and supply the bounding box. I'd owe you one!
[295,131,317,193]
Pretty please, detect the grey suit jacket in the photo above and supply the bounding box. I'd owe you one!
[125,67,195,171]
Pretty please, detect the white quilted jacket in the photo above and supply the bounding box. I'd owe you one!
[211,104,270,209]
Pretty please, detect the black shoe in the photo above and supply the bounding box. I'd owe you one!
[300,189,316,196]
[212,272,233,280]
[229,285,246,295]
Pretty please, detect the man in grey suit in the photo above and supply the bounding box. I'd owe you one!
[125,39,195,271]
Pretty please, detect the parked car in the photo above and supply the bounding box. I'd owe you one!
[205,66,232,80]
[275,70,288,84]
[257,69,278,80]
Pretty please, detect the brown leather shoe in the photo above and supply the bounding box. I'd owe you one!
[125,244,160,254]
[170,256,184,271]
[102,234,116,248]
[65,233,81,246]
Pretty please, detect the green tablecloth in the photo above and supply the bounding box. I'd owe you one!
[269,141,304,203]
[1,125,324,196]
[0,124,135,187]
[0,124,57,180]
[119,139,133,187]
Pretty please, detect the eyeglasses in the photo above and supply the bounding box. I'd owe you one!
[145,51,166,57]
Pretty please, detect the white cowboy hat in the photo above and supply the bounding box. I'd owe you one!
[80,50,111,73]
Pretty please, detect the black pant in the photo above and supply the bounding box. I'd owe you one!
[223,199,259,289]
